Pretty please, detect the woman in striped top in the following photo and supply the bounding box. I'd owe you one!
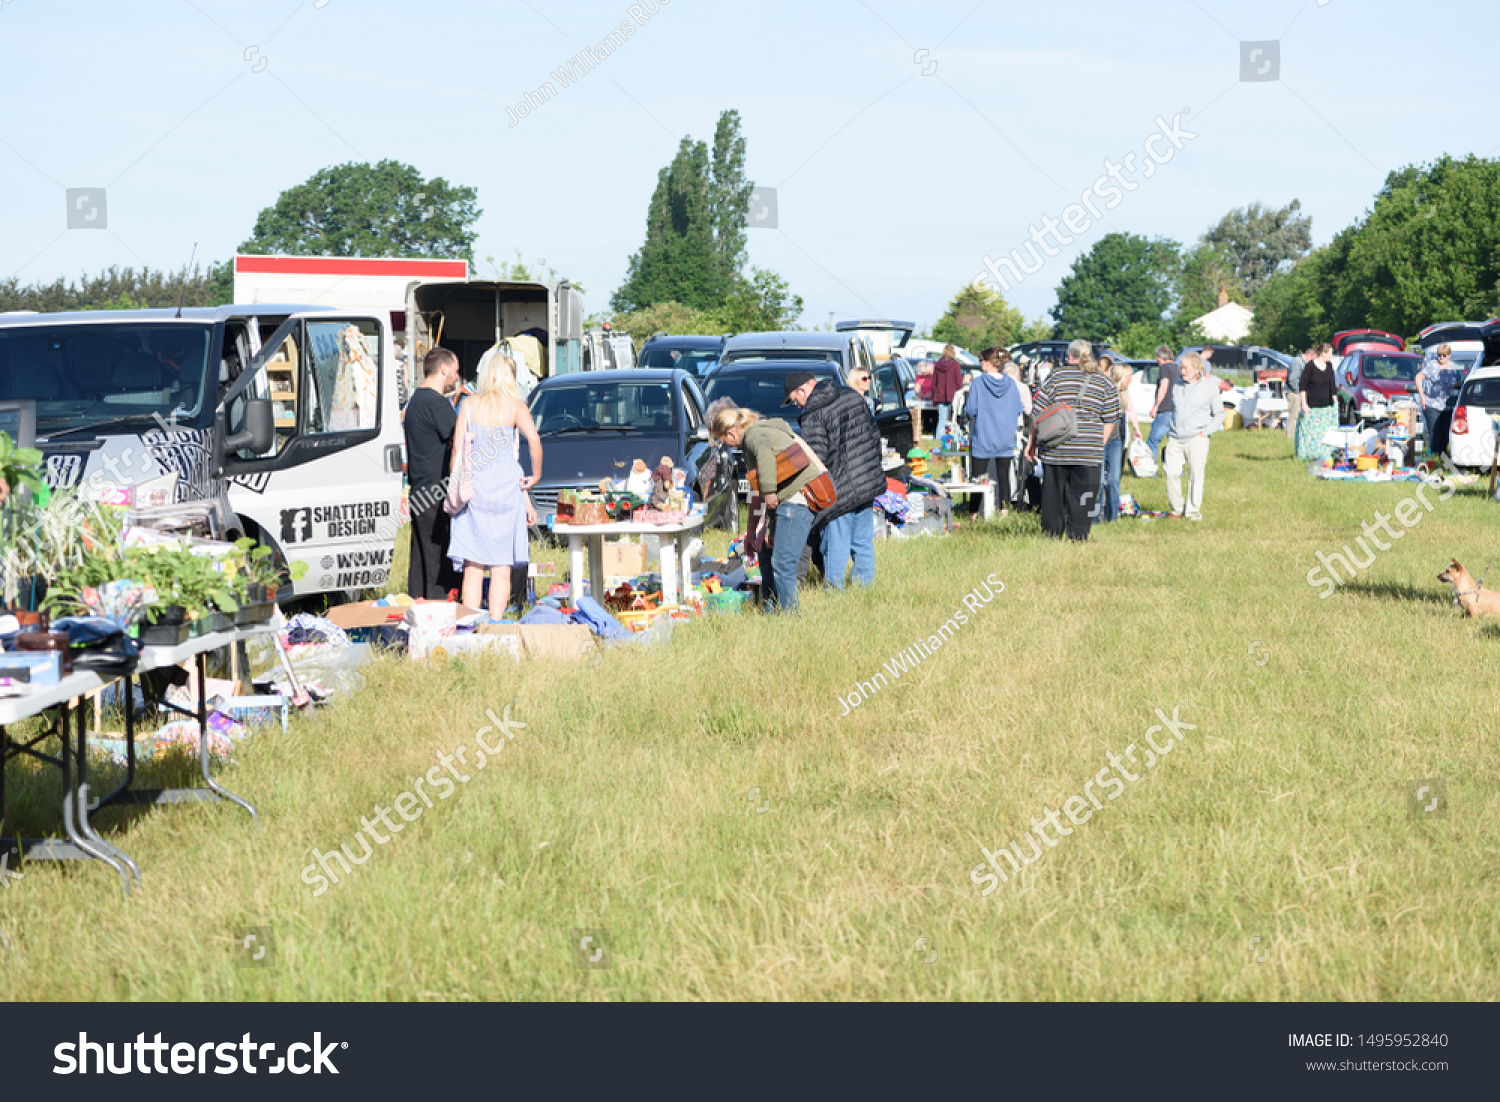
[1024,339,1121,541]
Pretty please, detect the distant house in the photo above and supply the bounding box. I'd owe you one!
[1192,287,1254,343]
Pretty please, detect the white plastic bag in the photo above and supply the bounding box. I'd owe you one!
[1129,437,1157,478]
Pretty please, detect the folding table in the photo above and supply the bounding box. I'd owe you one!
[0,623,274,895]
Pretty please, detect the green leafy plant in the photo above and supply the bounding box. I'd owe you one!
[0,430,47,502]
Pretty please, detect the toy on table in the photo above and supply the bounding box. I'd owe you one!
[907,447,928,477]
[625,459,652,498]
[651,457,674,507]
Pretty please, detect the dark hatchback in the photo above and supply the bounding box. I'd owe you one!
[701,359,912,494]
[521,368,738,531]
[638,334,725,377]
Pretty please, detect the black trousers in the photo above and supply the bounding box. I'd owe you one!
[408,500,458,599]
[969,455,1013,513]
[1040,463,1101,541]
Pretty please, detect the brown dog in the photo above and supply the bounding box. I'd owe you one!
[1438,560,1500,617]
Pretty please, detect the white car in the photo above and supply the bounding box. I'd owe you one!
[1445,366,1500,472]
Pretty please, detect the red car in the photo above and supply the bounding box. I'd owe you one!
[1335,348,1424,422]
[1332,329,1404,356]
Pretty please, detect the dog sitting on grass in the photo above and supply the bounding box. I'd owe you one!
[1438,560,1500,617]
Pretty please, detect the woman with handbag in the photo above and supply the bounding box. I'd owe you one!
[445,354,543,620]
[710,407,832,613]
[1024,340,1121,541]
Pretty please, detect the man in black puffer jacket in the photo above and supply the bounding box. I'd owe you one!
[785,371,886,588]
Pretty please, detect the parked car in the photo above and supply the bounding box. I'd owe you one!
[1332,329,1404,356]
[701,358,915,494]
[1333,348,1425,423]
[1416,320,1497,379]
[900,338,981,369]
[1445,365,1500,472]
[522,368,737,531]
[638,334,725,377]
[719,330,878,379]
[1008,339,1114,366]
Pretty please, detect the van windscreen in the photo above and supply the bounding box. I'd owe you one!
[0,322,213,432]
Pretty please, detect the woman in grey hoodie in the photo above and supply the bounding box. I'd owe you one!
[1164,351,1223,521]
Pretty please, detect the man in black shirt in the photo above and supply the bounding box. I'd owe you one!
[404,348,462,599]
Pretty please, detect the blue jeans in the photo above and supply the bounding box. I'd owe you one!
[935,402,951,442]
[1146,411,1173,474]
[763,501,814,612]
[1099,434,1123,521]
[820,505,875,588]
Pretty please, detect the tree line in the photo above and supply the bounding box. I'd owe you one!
[7,142,1495,356]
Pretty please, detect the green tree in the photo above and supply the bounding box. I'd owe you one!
[612,137,722,312]
[1346,156,1500,332]
[238,159,480,262]
[605,301,720,341]
[1017,314,1055,343]
[1175,241,1246,322]
[708,109,754,290]
[710,266,803,332]
[0,264,222,312]
[930,282,1025,352]
[1201,200,1312,302]
[1050,233,1180,340]
[481,249,585,293]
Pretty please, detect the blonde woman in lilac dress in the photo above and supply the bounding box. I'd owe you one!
[448,354,544,619]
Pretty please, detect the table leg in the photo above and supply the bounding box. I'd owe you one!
[661,536,680,606]
[982,484,995,519]
[74,699,140,884]
[587,536,605,605]
[195,652,258,826]
[569,535,586,607]
[58,700,131,895]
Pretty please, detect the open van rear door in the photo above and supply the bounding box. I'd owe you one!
[222,311,403,597]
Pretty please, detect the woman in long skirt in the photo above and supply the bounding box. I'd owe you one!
[1296,343,1338,461]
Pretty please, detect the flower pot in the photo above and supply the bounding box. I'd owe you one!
[192,611,233,637]
[234,601,275,626]
[139,618,191,646]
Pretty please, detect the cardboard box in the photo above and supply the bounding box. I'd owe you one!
[601,541,647,579]
[426,633,521,663]
[478,623,597,661]
[0,652,61,685]
[327,600,479,631]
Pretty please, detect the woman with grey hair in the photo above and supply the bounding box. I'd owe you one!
[1024,339,1121,541]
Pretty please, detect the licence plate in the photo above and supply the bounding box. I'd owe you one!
[738,479,750,494]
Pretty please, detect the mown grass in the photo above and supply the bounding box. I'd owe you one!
[3,429,1498,1000]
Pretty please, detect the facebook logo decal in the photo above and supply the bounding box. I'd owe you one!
[280,507,313,544]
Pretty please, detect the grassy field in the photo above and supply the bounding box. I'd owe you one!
[4,428,1499,1000]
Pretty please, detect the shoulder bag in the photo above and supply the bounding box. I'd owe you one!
[444,418,475,516]
[1033,373,1091,449]
[745,440,838,513]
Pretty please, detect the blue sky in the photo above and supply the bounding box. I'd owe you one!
[2,0,1496,331]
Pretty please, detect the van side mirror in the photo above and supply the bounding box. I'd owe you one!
[694,424,710,441]
[225,397,274,455]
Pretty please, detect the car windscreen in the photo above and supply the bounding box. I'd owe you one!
[1458,377,1500,407]
[1361,356,1420,381]
[640,347,720,375]
[723,349,842,368]
[529,381,677,434]
[703,370,838,419]
[0,322,212,431]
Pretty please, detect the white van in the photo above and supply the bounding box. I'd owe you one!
[2,305,404,598]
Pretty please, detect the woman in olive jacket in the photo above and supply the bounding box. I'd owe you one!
[711,407,828,613]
